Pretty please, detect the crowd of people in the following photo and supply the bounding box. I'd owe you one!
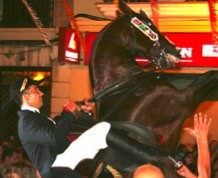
[132,113,218,178]
[0,115,217,178]
[0,77,218,178]
[0,136,41,178]
[0,136,26,166]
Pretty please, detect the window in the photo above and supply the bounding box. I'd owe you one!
[1,0,54,28]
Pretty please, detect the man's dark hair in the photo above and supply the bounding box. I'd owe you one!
[0,160,39,178]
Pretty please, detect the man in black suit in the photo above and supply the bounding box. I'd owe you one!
[6,77,167,178]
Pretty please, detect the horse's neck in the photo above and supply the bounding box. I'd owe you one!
[93,48,142,90]
[94,63,142,93]
[91,20,140,92]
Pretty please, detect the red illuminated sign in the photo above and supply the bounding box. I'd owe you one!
[84,32,218,67]
[58,27,80,64]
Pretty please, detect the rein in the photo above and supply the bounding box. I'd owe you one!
[75,68,164,147]
[76,68,155,122]
[95,75,145,121]
[91,68,158,123]
[89,68,154,103]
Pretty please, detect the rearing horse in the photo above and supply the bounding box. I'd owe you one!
[88,0,218,176]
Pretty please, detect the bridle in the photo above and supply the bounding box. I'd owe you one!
[129,16,170,70]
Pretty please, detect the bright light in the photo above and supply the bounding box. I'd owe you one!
[33,73,45,81]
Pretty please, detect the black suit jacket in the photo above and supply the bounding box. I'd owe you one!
[17,110,79,176]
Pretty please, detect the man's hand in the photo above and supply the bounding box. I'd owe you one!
[80,99,95,113]
[63,100,78,113]
[63,99,95,117]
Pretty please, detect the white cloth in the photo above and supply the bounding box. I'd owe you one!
[52,121,111,170]
[21,105,40,113]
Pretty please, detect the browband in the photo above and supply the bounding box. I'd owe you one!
[131,17,158,42]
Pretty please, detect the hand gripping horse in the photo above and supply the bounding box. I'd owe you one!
[86,1,218,177]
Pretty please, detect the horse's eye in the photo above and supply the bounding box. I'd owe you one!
[148,22,152,26]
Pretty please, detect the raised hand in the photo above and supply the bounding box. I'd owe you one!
[184,112,212,144]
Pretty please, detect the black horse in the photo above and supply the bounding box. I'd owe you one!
[87,0,218,177]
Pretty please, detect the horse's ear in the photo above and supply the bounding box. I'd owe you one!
[118,0,135,16]
[140,9,149,19]
[116,10,123,18]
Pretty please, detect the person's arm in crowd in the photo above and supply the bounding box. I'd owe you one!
[182,112,211,178]
[194,113,211,178]
[177,164,197,178]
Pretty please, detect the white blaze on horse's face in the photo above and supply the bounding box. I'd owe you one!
[131,17,158,42]
[165,53,180,64]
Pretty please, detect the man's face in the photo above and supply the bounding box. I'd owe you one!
[23,85,44,109]
[5,152,21,164]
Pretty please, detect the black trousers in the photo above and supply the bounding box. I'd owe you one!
[41,167,83,178]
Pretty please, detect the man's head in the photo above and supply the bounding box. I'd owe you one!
[2,146,20,165]
[8,77,44,109]
[0,160,41,178]
[133,164,164,178]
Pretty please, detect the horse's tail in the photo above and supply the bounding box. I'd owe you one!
[187,71,218,107]
[74,13,113,21]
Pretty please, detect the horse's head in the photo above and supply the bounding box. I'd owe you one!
[118,0,181,70]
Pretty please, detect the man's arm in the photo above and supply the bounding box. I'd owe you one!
[18,100,94,146]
